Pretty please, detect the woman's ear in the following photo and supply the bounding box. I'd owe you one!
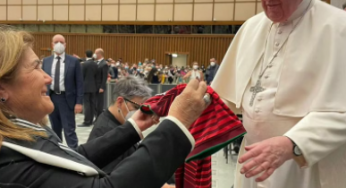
[0,83,9,102]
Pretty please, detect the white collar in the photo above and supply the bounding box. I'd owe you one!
[54,52,65,59]
[10,118,46,131]
[287,0,313,22]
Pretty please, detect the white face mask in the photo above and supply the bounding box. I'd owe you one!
[193,65,198,70]
[125,110,136,120]
[53,42,65,54]
[120,101,136,121]
[210,62,216,66]
[116,62,120,66]
[92,53,97,59]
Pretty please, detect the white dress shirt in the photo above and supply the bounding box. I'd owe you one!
[50,53,66,92]
[96,58,104,65]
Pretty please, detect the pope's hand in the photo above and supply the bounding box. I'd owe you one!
[239,136,294,182]
[168,79,208,129]
[131,110,160,132]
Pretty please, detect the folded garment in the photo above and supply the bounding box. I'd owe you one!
[140,84,246,162]
[140,84,246,188]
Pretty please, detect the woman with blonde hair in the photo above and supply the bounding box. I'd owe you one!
[0,26,208,187]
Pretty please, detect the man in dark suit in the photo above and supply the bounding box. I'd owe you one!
[42,34,83,149]
[79,50,98,127]
[94,48,109,119]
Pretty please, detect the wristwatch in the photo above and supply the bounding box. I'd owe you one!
[286,137,302,156]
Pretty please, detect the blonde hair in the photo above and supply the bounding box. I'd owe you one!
[0,25,46,147]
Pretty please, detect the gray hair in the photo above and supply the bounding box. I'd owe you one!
[112,76,152,103]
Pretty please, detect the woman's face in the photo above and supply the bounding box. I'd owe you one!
[2,48,53,123]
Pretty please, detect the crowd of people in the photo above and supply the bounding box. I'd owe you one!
[71,54,220,85]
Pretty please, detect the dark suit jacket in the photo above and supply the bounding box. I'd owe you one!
[88,109,137,174]
[42,54,84,109]
[0,119,192,188]
[82,59,98,93]
[96,59,109,91]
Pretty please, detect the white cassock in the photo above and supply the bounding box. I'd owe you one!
[211,0,346,188]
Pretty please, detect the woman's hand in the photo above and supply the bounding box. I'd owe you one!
[238,136,294,182]
[168,79,208,129]
[131,110,160,132]
[162,183,175,188]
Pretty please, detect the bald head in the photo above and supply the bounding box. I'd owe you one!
[52,34,66,44]
[95,48,104,60]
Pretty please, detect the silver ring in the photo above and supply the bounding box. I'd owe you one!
[203,93,211,105]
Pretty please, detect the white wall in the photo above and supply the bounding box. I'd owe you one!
[172,54,187,68]
[331,0,345,9]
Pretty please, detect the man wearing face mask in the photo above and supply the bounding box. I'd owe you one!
[42,34,83,149]
[94,48,109,119]
[87,76,176,188]
[183,62,204,82]
[206,58,219,85]
[87,76,149,169]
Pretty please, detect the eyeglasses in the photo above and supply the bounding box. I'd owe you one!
[124,98,141,110]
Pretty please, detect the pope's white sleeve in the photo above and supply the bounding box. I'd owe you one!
[284,112,346,167]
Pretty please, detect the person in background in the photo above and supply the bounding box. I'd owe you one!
[124,62,129,71]
[175,68,183,84]
[42,34,83,149]
[132,67,141,78]
[94,48,108,119]
[118,66,128,79]
[79,50,98,127]
[343,3,346,10]
[109,59,118,81]
[160,70,166,84]
[184,62,204,82]
[201,65,206,74]
[73,54,83,63]
[128,63,137,75]
[206,58,219,85]
[147,68,161,84]
[167,65,176,84]
[144,58,149,64]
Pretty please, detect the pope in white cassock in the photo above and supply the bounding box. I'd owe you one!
[211,0,346,188]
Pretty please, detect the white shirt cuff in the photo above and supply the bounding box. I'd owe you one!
[128,118,144,139]
[164,116,195,151]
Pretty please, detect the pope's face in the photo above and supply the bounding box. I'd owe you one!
[261,0,303,23]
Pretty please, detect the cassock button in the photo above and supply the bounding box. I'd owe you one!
[268,64,273,68]
[278,30,282,34]
[255,108,260,113]
[275,42,280,46]
[265,75,269,79]
[257,98,262,101]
